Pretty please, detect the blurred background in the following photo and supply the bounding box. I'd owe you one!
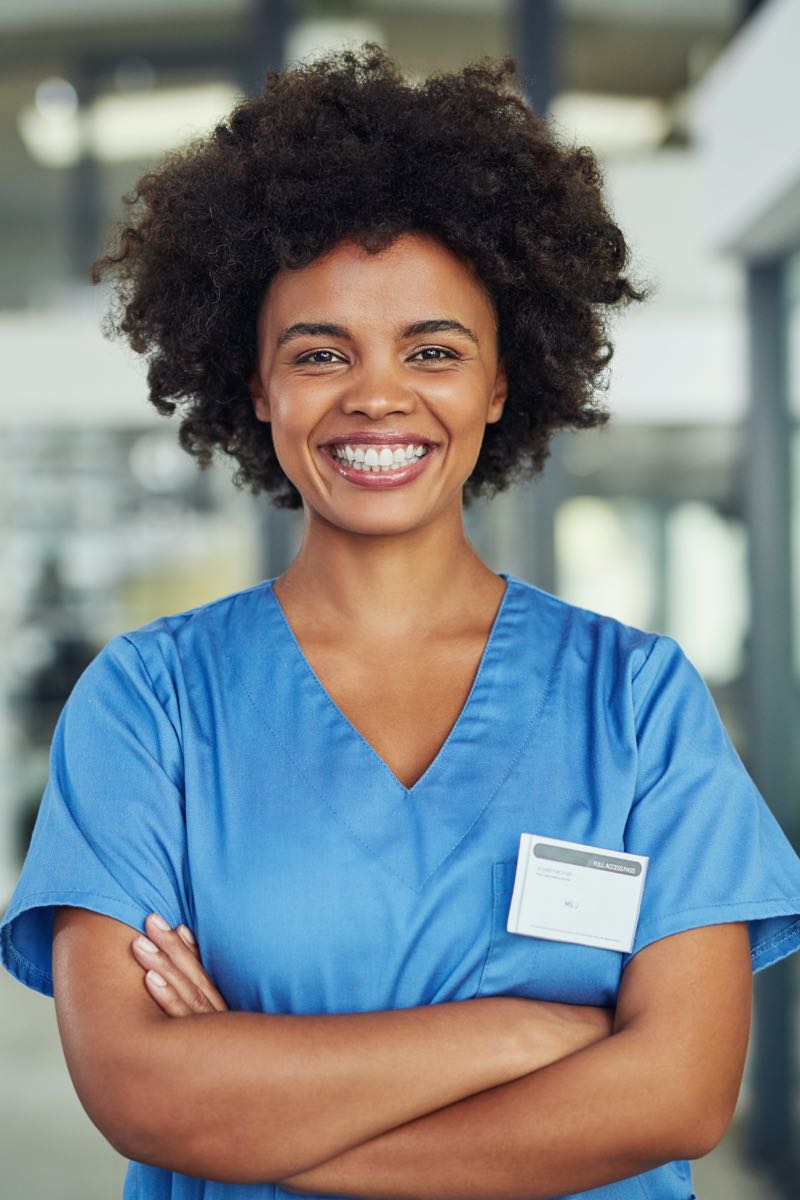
[1,0,798,1197]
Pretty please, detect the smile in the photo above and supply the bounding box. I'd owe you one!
[331,443,429,471]
[320,441,437,488]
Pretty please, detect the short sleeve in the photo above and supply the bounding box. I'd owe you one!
[621,634,800,974]
[0,632,191,998]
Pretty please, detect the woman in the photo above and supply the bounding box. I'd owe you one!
[2,44,799,1200]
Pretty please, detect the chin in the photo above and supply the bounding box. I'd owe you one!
[336,513,429,537]
[313,498,436,537]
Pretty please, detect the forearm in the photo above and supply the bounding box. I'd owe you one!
[278,1025,708,1200]
[114,996,592,1182]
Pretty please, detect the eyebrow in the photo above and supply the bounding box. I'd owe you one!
[276,318,480,349]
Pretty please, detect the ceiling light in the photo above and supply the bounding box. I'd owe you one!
[18,81,239,168]
[34,76,78,121]
[549,91,669,156]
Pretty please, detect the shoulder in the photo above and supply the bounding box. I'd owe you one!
[119,577,273,645]
[504,572,668,686]
[117,577,271,657]
[74,579,275,712]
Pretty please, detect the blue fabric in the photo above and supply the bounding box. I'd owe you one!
[2,572,799,1200]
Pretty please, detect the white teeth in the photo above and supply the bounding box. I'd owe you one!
[328,442,432,472]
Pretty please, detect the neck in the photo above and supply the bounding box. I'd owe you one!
[273,500,500,641]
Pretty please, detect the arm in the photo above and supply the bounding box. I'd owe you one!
[52,906,611,1183]
[278,922,753,1200]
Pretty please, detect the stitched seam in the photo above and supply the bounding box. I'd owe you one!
[2,936,51,984]
[266,576,515,797]
[424,602,574,880]
[267,589,408,794]
[475,866,504,995]
[628,911,800,967]
[631,633,664,690]
[120,633,197,928]
[234,580,569,894]
[234,665,424,895]
[5,888,149,906]
[129,578,273,635]
[629,634,668,811]
[751,916,800,957]
[641,897,800,921]
[2,892,169,984]
[120,634,186,755]
[5,817,183,935]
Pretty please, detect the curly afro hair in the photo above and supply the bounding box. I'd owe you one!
[91,42,652,509]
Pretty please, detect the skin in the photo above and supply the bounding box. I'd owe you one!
[52,230,754,1193]
[53,907,612,1182]
[128,914,752,1197]
[247,230,510,788]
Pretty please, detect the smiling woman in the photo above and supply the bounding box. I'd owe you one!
[245,231,507,532]
[2,39,800,1200]
[86,42,649,511]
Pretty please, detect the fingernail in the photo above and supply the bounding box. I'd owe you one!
[136,936,158,953]
[149,914,170,930]
[178,924,196,945]
[147,970,167,987]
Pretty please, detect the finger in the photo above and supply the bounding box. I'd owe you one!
[146,915,199,966]
[143,916,229,1012]
[177,924,200,957]
[146,916,226,1012]
[143,967,196,1017]
[131,933,223,1014]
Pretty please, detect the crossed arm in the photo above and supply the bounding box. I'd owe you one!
[278,921,752,1199]
[51,907,752,1197]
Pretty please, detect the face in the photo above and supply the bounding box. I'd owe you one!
[248,230,507,537]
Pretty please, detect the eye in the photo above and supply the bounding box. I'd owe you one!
[294,349,344,365]
[293,345,461,366]
[411,346,460,362]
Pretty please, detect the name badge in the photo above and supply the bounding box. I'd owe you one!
[507,834,649,953]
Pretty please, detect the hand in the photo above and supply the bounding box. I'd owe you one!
[494,995,615,1076]
[533,997,616,1058]
[130,913,229,1015]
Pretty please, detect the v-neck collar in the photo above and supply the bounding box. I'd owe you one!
[232,572,569,892]
[267,572,513,798]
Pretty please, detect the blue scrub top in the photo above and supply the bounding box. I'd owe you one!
[3,572,800,1200]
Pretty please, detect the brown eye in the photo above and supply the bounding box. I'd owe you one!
[294,349,344,364]
[412,347,459,361]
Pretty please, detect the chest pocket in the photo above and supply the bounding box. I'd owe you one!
[475,861,623,1007]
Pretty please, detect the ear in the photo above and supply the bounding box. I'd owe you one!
[486,358,507,425]
[249,370,270,423]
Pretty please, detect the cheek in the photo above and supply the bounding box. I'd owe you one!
[269,430,313,485]
[437,390,494,444]
[266,388,324,450]
[265,404,333,499]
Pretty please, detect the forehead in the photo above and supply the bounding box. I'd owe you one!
[259,232,495,331]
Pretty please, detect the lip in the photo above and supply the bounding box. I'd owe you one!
[320,443,437,489]
[320,431,438,449]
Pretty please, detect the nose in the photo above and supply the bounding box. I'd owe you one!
[338,360,416,420]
